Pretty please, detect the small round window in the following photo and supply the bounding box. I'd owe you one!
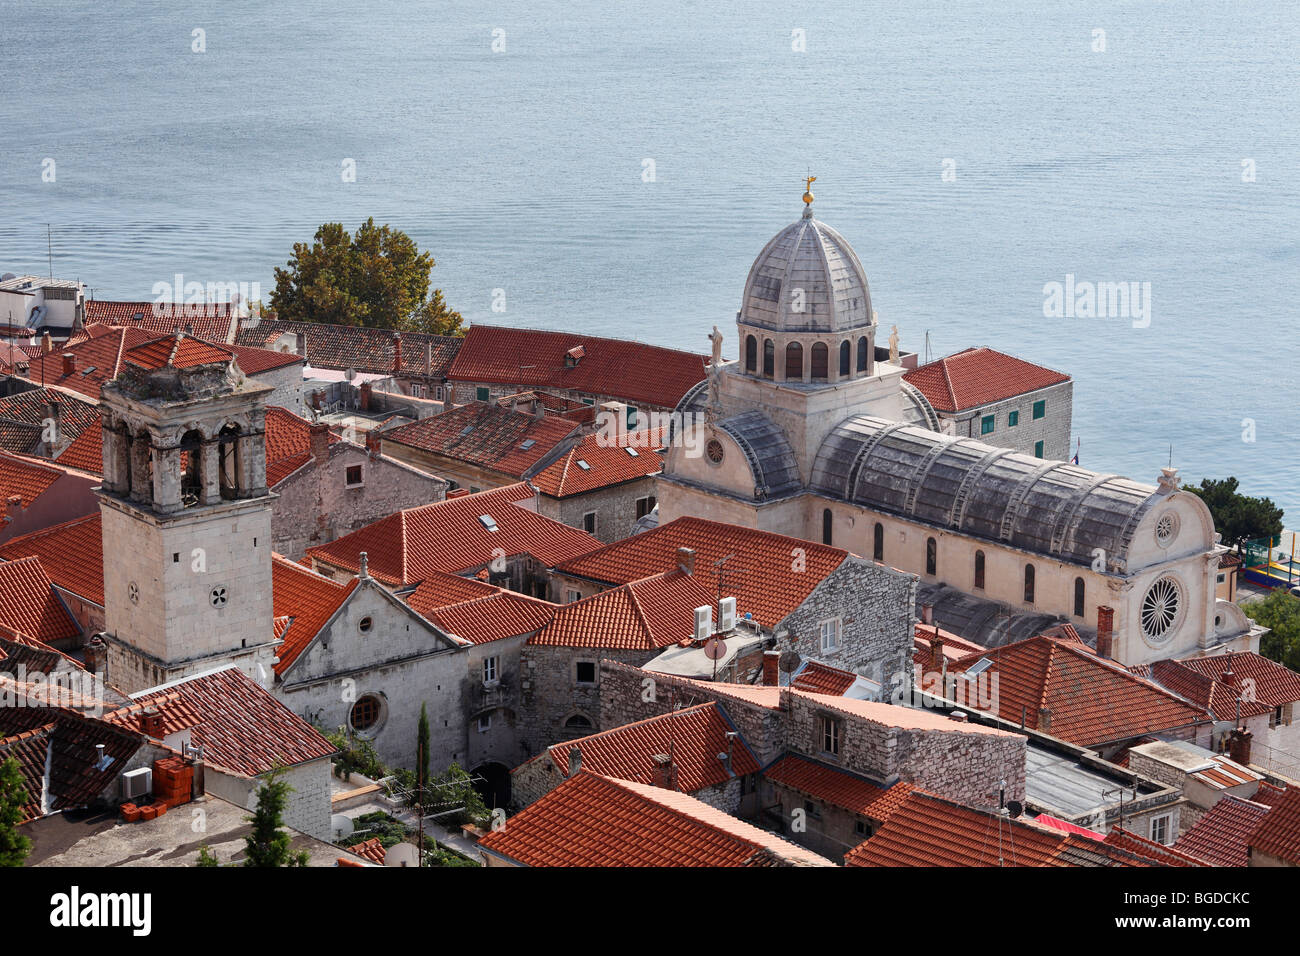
[706,439,725,464]
[358,616,373,634]
[1155,512,1179,547]
[350,695,383,732]
[1140,575,1183,644]
[210,586,228,609]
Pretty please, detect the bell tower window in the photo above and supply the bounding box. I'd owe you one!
[218,425,241,500]
[762,339,775,378]
[785,342,803,381]
[857,337,869,372]
[811,343,828,380]
[745,335,758,373]
[839,341,851,376]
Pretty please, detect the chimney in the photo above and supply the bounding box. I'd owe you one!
[651,753,676,790]
[5,495,23,522]
[61,352,75,376]
[83,635,106,675]
[365,428,381,458]
[1228,726,1253,766]
[567,745,582,777]
[1096,605,1115,659]
[311,390,322,411]
[921,603,934,626]
[949,710,968,723]
[140,705,167,739]
[762,650,781,686]
[929,635,945,672]
[392,333,403,372]
[1038,706,1052,734]
[359,381,373,412]
[295,331,306,356]
[1221,669,1237,689]
[309,422,330,465]
[675,547,696,576]
[600,401,628,443]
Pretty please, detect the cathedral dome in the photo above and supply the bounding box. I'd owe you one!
[740,205,873,334]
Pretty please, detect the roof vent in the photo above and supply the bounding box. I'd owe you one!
[478,514,499,532]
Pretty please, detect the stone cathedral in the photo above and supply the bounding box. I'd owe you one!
[660,185,1258,667]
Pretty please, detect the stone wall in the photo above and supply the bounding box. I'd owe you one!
[536,476,658,545]
[204,758,332,841]
[938,379,1073,462]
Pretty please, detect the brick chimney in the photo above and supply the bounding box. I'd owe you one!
[309,422,330,465]
[365,428,381,458]
[359,381,373,412]
[1228,725,1253,765]
[5,495,23,523]
[392,333,403,372]
[675,547,696,575]
[762,650,781,686]
[140,705,167,739]
[651,753,676,790]
[1221,669,1237,690]
[921,603,934,626]
[567,745,582,777]
[61,352,75,376]
[1096,605,1115,659]
[1038,706,1052,734]
[929,634,945,672]
[82,635,106,675]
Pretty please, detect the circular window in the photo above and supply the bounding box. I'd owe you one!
[705,439,725,464]
[1140,576,1183,643]
[127,581,140,605]
[209,586,228,609]
[1155,512,1179,547]
[350,694,383,732]
[358,616,373,634]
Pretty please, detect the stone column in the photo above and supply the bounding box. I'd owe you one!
[129,433,153,504]
[153,444,183,513]
[247,429,268,495]
[201,441,221,505]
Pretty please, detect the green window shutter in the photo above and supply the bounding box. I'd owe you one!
[1034,440,1044,459]
[1033,400,1046,420]
[476,387,489,402]
[980,414,996,435]
[1008,410,1019,427]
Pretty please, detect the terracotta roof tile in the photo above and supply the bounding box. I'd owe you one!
[235,319,462,378]
[263,406,341,486]
[307,483,599,586]
[411,588,555,646]
[531,425,665,497]
[1103,827,1208,866]
[1175,795,1271,867]
[0,450,64,506]
[381,402,580,479]
[535,704,760,793]
[0,556,81,645]
[271,555,358,675]
[765,754,915,821]
[53,414,103,474]
[0,386,100,449]
[902,347,1070,413]
[554,516,847,629]
[0,513,104,605]
[85,300,240,343]
[948,636,1208,747]
[478,772,832,866]
[1169,652,1300,713]
[448,325,707,410]
[346,838,387,864]
[789,661,859,696]
[529,570,715,650]
[1247,785,1300,864]
[792,690,1025,738]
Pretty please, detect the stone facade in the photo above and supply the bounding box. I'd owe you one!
[271,443,446,559]
[204,757,333,841]
[517,645,656,756]
[535,477,658,545]
[936,379,1074,462]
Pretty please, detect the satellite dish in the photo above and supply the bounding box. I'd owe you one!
[703,637,726,661]
[330,814,354,841]
[778,650,801,673]
[385,842,420,867]
[1005,800,1024,819]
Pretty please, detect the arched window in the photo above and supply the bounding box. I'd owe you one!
[564,714,593,731]
[839,340,851,376]
[1074,577,1085,617]
[762,339,775,378]
[785,342,803,380]
[926,537,938,576]
[218,424,241,500]
[873,522,884,561]
[1024,564,1036,604]
[745,335,758,373]
[857,336,869,372]
[811,342,828,380]
[822,508,833,545]
[974,550,985,590]
[179,429,204,508]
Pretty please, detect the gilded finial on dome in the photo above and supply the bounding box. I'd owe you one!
[802,175,816,207]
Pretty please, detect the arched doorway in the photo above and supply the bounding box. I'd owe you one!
[472,762,511,811]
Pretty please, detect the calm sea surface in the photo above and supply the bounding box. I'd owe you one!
[2,1,1297,516]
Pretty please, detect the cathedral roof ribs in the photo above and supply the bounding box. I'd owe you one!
[717,412,803,501]
[814,416,1161,572]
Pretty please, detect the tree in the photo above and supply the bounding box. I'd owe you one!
[417,703,430,791]
[270,219,463,335]
[0,756,31,867]
[1248,590,1300,672]
[196,844,220,867]
[1184,477,1284,553]
[244,768,309,867]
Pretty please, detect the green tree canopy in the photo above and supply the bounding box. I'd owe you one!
[270,218,464,335]
[1184,476,1284,552]
[0,756,32,867]
[417,702,430,791]
[1248,590,1300,671]
[244,768,309,867]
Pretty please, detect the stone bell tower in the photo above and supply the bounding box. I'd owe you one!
[97,349,279,693]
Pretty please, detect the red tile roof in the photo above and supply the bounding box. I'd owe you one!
[53,414,103,474]
[554,516,847,629]
[0,386,100,451]
[264,406,340,486]
[903,347,1070,413]
[789,661,860,695]
[478,772,831,866]
[1169,652,1300,712]
[85,300,240,343]
[125,665,336,777]
[948,636,1207,747]
[0,556,81,645]
[271,555,358,675]
[1133,661,1271,722]
[793,690,1025,738]
[102,690,205,737]
[843,790,1078,867]
[0,513,104,605]
[236,319,462,378]
[406,575,555,646]
[1103,827,1208,866]
[346,838,387,864]
[1248,785,1300,864]
[1174,795,1271,867]
[529,570,716,650]
[307,483,600,586]
[1252,781,1288,808]
[532,704,760,793]
[530,425,665,497]
[381,402,580,479]
[765,754,915,821]
[0,449,64,506]
[913,624,987,669]
[448,325,707,410]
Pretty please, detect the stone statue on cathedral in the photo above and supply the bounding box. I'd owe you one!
[889,325,900,365]
[709,325,724,367]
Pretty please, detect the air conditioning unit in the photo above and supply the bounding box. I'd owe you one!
[718,597,737,632]
[121,767,152,801]
[693,606,713,641]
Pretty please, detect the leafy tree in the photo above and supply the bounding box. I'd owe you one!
[196,844,220,867]
[1248,590,1300,671]
[417,703,430,791]
[270,218,464,335]
[0,756,32,867]
[1184,477,1284,553]
[244,768,309,867]
[323,725,387,780]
